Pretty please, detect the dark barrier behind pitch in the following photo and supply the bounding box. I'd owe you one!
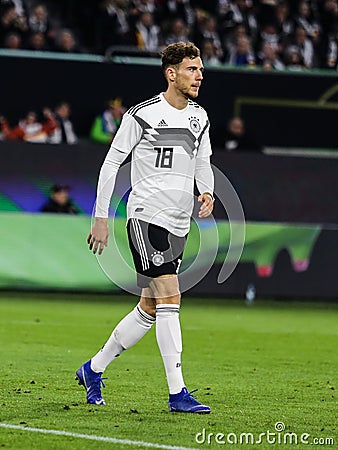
[0,141,337,299]
[1,53,338,149]
[1,141,338,224]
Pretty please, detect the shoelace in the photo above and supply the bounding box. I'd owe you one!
[183,388,199,402]
[90,375,107,390]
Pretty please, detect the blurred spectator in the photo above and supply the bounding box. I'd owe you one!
[194,15,224,60]
[2,0,28,18]
[201,38,223,65]
[293,1,321,43]
[134,11,161,51]
[275,0,294,39]
[325,24,338,68]
[54,28,82,53]
[318,0,338,36]
[3,30,21,49]
[128,0,157,31]
[227,35,256,66]
[257,23,280,52]
[163,17,190,46]
[26,31,50,51]
[258,41,285,70]
[0,108,57,142]
[48,101,78,145]
[95,0,133,54]
[223,22,247,57]
[28,3,56,47]
[40,184,79,214]
[229,0,258,40]
[130,0,156,15]
[0,2,28,47]
[217,0,235,37]
[155,0,194,30]
[284,44,306,71]
[90,97,126,144]
[289,26,315,68]
[191,7,208,45]
[224,116,263,152]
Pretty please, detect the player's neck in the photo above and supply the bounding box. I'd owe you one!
[163,89,188,110]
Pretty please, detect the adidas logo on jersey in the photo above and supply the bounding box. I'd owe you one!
[157,119,168,127]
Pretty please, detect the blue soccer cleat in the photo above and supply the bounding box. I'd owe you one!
[168,387,211,413]
[75,360,106,405]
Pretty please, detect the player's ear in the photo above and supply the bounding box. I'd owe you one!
[166,66,176,82]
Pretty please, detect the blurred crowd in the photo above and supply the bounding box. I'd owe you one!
[0,97,127,145]
[0,101,78,143]
[0,97,264,154]
[1,0,338,70]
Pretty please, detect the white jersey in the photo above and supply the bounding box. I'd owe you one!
[95,92,214,236]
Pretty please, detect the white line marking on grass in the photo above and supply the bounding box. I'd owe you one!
[0,423,197,450]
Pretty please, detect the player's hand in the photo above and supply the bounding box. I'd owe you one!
[87,217,109,255]
[198,193,214,218]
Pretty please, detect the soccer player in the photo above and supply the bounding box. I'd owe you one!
[76,42,214,413]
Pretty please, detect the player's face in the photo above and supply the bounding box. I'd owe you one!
[174,56,204,100]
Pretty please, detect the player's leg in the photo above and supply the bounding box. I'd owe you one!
[76,219,158,405]
[131,220,210,413]
[76,288,156,405]
[150,274,184,394]
[91,288,155,372]
[151,274,211,414]
[127,220,185,397]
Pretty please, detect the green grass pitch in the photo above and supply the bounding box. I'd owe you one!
[0,292,337,449]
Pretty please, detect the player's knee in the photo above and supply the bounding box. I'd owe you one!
[140,299,156,317]
[140,291,156,317]
[149,275,180,302]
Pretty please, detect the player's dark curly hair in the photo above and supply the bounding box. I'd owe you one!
[161,42,200,72]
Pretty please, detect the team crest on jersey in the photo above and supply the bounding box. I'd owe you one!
[189,116,201,133]
[151,251,164,266]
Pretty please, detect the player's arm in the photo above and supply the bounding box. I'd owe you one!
[195,122,214,218]
[196,162,214,218]
[88,114,142,255]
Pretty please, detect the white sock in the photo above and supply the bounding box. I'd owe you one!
[156,304,185,395]
[91,303,155,373]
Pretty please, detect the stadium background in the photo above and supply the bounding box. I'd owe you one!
[1,4,338,448]
[1,54,338,299]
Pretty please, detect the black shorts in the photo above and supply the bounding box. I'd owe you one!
[127,218,186,288]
